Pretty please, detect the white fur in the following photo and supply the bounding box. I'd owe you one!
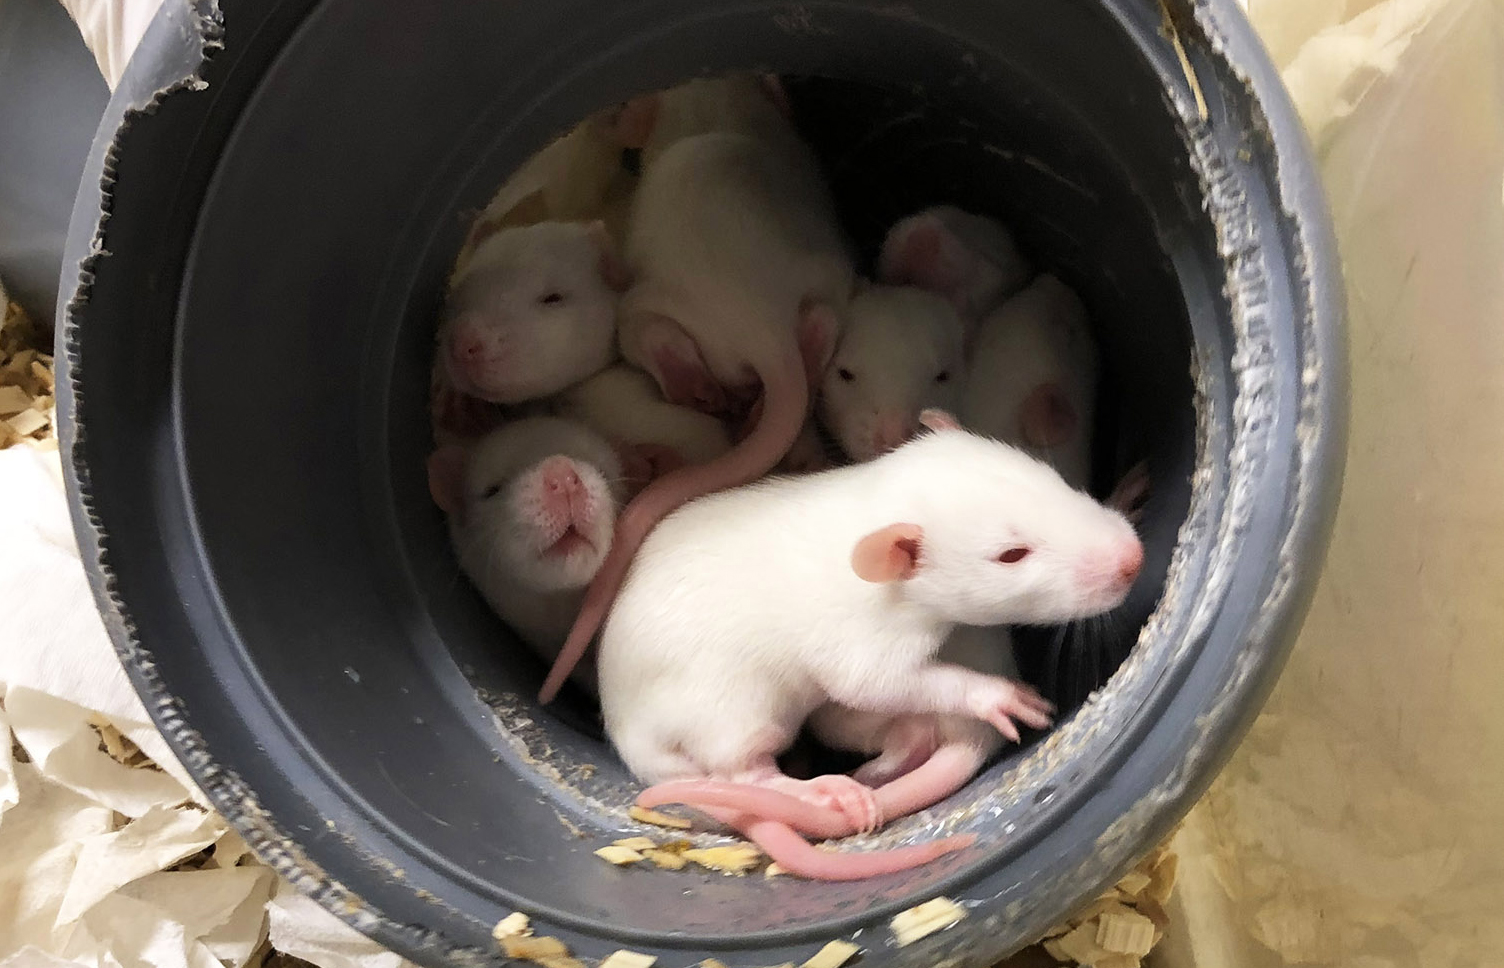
[597,427,1140,783]
[879,205,1033,324]
[962,274,1097,490]
[447,417,625,688]
[806,623,1018,773]
[619,104,854,396]
[819,284,965,461]
[636,74,804,169]
[553,365,732,466]
[441,222,618,404]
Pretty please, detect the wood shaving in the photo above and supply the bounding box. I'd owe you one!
[0,299,56,451]
[1043,922,1108,964]
[611,837,660,852]
[890,897,966,946]
[682,844,763,875]
[500,934,587,968]
[629,805,692,829]
[798,939,858,968]
[641,849,687,870]
[1029,839,1178,966]
[0,383,29,414]
[492,912,532,941]
[5,408,47,437]
[598,951,656,968]
[764,862,786,878]
[1092,956,1141,968]
[700,960,729,968]
[1147,852,1178,904]
[1096,911,1157,956]
[594,845,646,866]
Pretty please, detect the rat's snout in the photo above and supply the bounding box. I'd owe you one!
[1077,533,1145,612]
[450,329,487,364]
[869,413,917,455]
[536,456,588,522]
[448,323,509,382]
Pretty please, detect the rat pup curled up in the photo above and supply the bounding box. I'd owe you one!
[539,74,857,703]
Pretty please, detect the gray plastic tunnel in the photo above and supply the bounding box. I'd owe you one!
[53,0,1346,966]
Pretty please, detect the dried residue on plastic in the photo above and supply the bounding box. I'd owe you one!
[54,3,497,966]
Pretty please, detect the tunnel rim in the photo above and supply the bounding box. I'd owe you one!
[54,0,1346,964]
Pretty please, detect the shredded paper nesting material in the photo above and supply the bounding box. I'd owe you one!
[1,294,420,968]
[0,301,57,453]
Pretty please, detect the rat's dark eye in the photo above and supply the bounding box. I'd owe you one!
[480,483,503,500]
[997,546,1031,564]
[935,370,951,383]
[837,368,855,382]
[539,292,566,306]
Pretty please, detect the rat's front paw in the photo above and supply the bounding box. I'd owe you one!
[970,678,1055,743]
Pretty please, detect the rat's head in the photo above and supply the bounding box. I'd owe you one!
[819,284,965,461]
[427,417,623,592]
[440,221,628,404]
[852,411,1142,626]
[878,206,1032,322]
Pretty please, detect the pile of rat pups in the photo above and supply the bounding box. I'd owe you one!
[425,73,1150,883]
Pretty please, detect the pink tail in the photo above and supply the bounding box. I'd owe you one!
[870,743,991,820]
[696,805,976,882]
[538,343,810,703]
[639,780,856,839]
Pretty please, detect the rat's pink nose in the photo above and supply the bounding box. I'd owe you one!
[539,457,584,498]
[450,331,488,366]
[1116,541,1144,587]
[870,414,916,454]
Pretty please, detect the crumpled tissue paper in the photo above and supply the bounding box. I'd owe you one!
[0,443,417,968]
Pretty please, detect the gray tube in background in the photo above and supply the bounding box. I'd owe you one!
[0,0,108,320]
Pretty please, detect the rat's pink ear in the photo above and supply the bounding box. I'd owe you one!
[585,220,632,292]
[427,446,469,516]
[918,409,962,434]
[759,74,793,118]
[628,311,727,415]
[879,215,971,313]
[499,188,550,228]
[797,299,840,389]
[852,523,925,583]
[1019,382,1078,448]
[609,94,659,149]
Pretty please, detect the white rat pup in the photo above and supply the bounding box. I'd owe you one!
[538,74,856,703]
[603,411,1143,879]
[962,273,1098,491]
[878,205,1033,332]
[427,416,627,694]
[818,284,966,461]
[437,220,630,413]
[812,284,1042,815]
